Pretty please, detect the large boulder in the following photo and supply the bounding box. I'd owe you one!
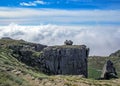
[101,60,118,79]
[40,45,89,77]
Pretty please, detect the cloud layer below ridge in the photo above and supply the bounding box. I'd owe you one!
[0,23,120,56]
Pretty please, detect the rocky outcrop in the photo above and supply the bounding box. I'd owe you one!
[40,45,89,77]
[101,60,118,79]
[109,50,120,57]
[9,42,47,67]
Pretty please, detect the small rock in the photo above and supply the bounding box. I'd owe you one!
[15,71,21,76]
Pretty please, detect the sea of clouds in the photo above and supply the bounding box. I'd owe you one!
[0,23,120,56]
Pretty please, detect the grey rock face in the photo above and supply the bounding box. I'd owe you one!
[40,45,89,77]
[101,60,118,79]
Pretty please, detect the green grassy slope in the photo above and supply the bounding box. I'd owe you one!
[0,46,47,86]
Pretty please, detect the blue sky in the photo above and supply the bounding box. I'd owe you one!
[0,0,120,56]
[0,0,120,10]
[0,0,120,25]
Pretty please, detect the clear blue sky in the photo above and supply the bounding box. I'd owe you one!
[0,0,120,10]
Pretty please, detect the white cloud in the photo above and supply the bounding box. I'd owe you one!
[69,0,92,2]
[20,2,36,6]
[0,23,120,56]
[0,7,120,25]
[34,0,47,4]
[20,0,47,6]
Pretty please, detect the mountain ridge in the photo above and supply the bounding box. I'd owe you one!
[0,38,120,86]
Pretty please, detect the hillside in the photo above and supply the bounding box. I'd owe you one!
[0,38,120,86]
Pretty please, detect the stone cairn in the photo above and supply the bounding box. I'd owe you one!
[64,40,73,45]
[100,60,118,80]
